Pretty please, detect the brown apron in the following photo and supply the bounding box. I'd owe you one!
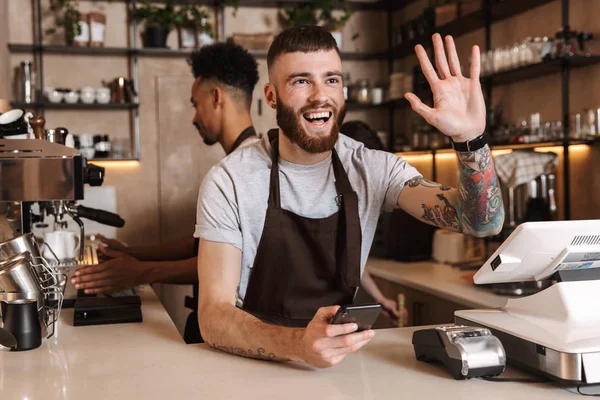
[242,132,362,327]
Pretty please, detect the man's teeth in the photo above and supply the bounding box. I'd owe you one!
[306,112,331,120]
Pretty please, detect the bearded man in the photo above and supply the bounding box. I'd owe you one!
[194,26,504,368]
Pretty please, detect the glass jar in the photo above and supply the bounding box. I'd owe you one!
[355,79,372,104]
[342,73,351,101]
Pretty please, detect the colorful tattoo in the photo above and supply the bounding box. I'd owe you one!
[455,146,504,235]
[421,194,461,231]
[408,146,503,236]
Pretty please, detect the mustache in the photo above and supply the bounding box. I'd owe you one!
[299,102,338,114]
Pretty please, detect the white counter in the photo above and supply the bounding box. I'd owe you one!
[366,258,509,309]
[0,286,588,399]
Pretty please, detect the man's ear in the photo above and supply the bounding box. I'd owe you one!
[264,82,276,109]
[212,86,223,109]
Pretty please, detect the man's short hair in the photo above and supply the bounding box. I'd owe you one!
[267,26,339,70]
[189,42,259,103]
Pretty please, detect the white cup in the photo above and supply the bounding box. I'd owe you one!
[44,88,63,104]
[371,87,384,105]
[80,87,95,104]
[79,133,94,147]
[43,231,80,262]
[96,88,111,104]
[64,90,80,104]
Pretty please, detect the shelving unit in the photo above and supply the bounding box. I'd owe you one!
[485,55,600,86]
[7,0,407,162]
[6,0,591,218]
[390,0,555,60]
[10,101,139,110]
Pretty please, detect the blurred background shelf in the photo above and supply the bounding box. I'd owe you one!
[485,55,600,86]
[10,101,139,110]
[392,0,555,60]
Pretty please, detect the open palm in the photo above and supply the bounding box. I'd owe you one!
[405,34,486,143]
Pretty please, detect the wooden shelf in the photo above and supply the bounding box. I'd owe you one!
[395,139,597,156]
[9,44,389,61]
[10,101,138,110]
[485,55,600,87]
[9,44,130,56]
[392,0,554,60]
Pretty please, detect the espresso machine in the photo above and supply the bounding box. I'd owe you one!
[0,114,125,329]
[0,116,125,256]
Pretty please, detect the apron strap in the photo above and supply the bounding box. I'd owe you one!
[331,150,362,288]
[268,130,282,210]
[229,126,257,154]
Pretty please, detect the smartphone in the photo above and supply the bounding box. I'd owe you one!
[331,303,382,332]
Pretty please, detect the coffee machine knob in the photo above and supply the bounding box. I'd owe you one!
[84,163,105,186]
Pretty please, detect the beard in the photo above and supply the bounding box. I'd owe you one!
[194,121,218,146]
[276,100,346,154]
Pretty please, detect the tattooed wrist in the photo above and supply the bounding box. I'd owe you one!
[209,342,288,362]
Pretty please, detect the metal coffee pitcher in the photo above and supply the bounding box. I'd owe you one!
[14,61,36,104]
[102,77,136,103]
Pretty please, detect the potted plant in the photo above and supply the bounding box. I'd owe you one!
[47,0,82,46]
[135,1,178,48]
[176,2,214,49]
[281,6,319,28]
[280,0,357,50]
[315,0,356,49]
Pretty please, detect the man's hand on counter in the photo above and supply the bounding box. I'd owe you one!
[295,306,376,368]
[70,247,147,295]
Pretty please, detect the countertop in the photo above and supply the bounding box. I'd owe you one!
[366,258,510,309]
[0,286,588,399]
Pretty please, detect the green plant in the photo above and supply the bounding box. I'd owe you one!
[281,0,357,39]
[315,0,354,31]
[176,2,213,37]
[135,1,178,30]
[281,6,319,28]
[46,0,82,45]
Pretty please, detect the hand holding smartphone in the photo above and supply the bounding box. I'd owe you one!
[330,303,382,332]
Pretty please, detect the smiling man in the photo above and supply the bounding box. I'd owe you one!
[195,26,504,368]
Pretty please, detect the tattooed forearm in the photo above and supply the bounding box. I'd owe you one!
[455,145,504,236]
[398,146,503,236]
[421,194,462,231]
[405,177,451,191]
[209,342,287,362]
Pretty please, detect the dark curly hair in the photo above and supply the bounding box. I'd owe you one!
[267,26,338,69]
[189,42,259,104]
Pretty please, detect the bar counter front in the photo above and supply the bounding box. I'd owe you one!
[0,286,586,399]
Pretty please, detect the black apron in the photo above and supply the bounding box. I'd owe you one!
[183,126,257,344]
[242,132,362,327]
